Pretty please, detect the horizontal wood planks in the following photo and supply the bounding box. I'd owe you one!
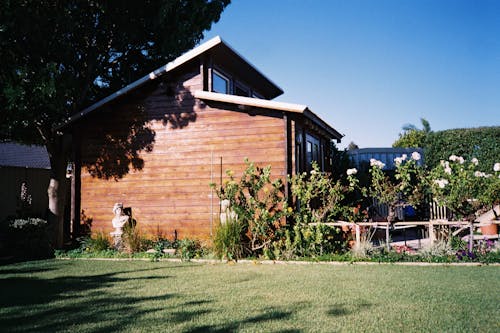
[79,72,286,240]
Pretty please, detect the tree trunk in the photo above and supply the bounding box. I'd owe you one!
[46,135,71,249]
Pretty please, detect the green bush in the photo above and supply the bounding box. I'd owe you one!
[122,220,151,253]
[211,159,287,256]
[213,216,244,261]
[425,127,500,172]
[271,224,344,260]
[6,218,53,259]
[80,232,111,252]
[176,238,203,261]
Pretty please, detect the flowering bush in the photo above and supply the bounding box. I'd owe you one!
[288,162,359,225]
[211,159,287,255]
[430,155,500,221]
[367,152,427,222]
[10,217,47,230]
[6,217,53,259]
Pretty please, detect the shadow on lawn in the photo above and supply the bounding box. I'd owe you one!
[0,265,181,332]
[186,307,298,333]
[0,262,374,332]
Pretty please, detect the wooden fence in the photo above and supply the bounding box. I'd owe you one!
[311,220,499,252]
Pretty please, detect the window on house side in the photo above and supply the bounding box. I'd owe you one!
[212,70,230,94]
[234,81,250,97]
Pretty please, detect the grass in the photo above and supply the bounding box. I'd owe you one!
[1,260,499,332]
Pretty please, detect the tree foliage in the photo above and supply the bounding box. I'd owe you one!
[424,127,500,172]
[393,118,431,148]
[0,0,230,145]
[0,0,230,247]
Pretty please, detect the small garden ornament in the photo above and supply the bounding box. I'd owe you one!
[110,203,129,249]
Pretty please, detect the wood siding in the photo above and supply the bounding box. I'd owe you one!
[77,71,286,240]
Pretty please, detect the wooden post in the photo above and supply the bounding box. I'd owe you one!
[385,223,390,251]
[429,221,435,245]
[355,224,360,248]
[469,222,474,252]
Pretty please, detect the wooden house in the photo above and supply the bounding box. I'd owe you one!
[62,36,343,239]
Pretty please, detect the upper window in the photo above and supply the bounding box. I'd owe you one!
[234,81,250,97]
[212,70,230,94]
[252,91,263,99]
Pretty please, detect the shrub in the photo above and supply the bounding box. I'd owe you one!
[176,238,203,261]
[122,221,150,253]
[211,159,287,256]
[271,224,344,259]
[6,217,53,259]
[213,216,244,260]
[425,127,500,172]
[289,162,358,225]
[80,232,111,252]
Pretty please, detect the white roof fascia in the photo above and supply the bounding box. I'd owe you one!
[194,90,344,141]
[56,36,224,130]
[194,90,307,113]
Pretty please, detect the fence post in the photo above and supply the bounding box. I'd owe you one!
[355,224,360,249]
[386,223,390,251]
[429,221,435,245]
[469,222,474,252]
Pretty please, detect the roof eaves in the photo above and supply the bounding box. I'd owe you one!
[194,90,307,113]
[55,36,225,130]
[194,91,343,142]
[303,108,344,142]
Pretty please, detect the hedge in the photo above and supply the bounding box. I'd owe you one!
[424,126,500,172]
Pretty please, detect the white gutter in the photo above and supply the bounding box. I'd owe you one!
[194,90,344,141]
[194,90,307,113]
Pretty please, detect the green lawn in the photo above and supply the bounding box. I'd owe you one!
[1,260,499,332]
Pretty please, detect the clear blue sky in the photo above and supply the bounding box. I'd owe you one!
[201,0,499,148]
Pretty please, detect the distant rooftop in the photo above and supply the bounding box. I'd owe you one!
[0,142,50,169]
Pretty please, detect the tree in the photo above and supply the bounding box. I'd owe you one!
[392,118,431,148]
[347,141,359,150]
[0,0,230,247]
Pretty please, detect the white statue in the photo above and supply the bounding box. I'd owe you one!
[220,199,238,224]
[111,203,129,237]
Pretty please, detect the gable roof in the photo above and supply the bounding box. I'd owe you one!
[0,142,50,169]
[57,36,283,130]
[194,91,343,141]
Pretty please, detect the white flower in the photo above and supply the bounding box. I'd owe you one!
[394,157,403,166]
[401,154,407,160]
[310,170,317,175]
[434,179,449,189]
[370,159,385,169]
[471,158,479,165]
[411,151,421,161]
[474,171,485,177]
[494,163,500,172]
[444,166,452,175]
[458,156,465,164]
[449,155,458,162]
[346,168,358,176]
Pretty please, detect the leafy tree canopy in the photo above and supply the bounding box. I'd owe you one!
[0,0,230,146]
[392,118,431,148]
[0,0,230,247]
